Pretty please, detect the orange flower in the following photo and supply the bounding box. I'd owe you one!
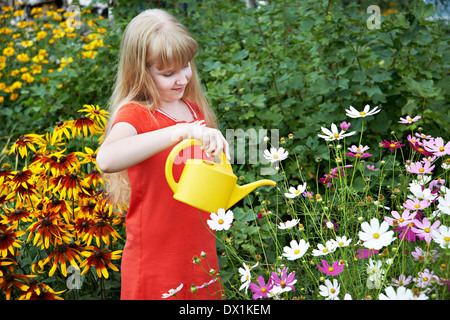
[51,170,90,199]
[72,115,101,138]
[80,247,122,279]
[18,281,65,300]
[41,242,84,277]
[0,226,25,258]
[26,210,72,249]
[41,152,80,176]
[83,200,121,247]
[9,134,46,158]
[0,271,35,300]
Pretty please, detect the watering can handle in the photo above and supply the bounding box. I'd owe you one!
[165,138,229,193]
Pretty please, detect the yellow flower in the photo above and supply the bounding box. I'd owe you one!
[20,40,33,48]
[36,31,47,41]
[10,93,18,101]
[13,10,25,17]
[78,104,109,129]
[21,73,34,83]
[17,53,30,63]
[3,47,14,57]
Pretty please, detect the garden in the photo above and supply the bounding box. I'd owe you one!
[0,0,449,300]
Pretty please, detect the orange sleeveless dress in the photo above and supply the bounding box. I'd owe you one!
[111,99,223,300]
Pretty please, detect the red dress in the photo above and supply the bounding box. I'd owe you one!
[111,99,223,300]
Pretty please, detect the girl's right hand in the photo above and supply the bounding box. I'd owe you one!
[185,124,231,161]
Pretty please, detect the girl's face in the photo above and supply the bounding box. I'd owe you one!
[149,62,192,104]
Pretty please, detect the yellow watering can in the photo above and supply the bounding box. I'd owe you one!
[165,138,276,213]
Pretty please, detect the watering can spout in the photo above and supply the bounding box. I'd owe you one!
[227,179,276,209]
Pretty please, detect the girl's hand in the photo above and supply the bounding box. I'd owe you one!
[187,124,231,161]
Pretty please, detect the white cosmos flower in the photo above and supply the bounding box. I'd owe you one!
[432,225,450,249]
[284,182,307,198]
[311,240,337,256]
[317,123,356,141]
[345,104,381,118]
[207,208,234,231]
[238,261,259,293]
[319,279,340,300]
[263,147,289,163]
[331,235,352,248]
[282,239,309,260]
[378,286,413,300]
[161,283,183,298]
[358,218,395,250]
[277,219,299,230]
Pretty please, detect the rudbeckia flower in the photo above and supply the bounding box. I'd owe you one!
[26,210,72,249]
[80,247,122,279]
[41,243,84,277]
[9,134,46,158]
[18,281,65,300]
[72,115,101,138]
[345,104,381,118]
[78,104,109,129]
[0,226,25,258]
[0,271,35,300]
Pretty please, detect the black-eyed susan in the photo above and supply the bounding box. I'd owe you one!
[9,134,46,158]
[41,151,80,176]
[41,242,84,277]
[0,226,25,258]
[52,120,73,144]
[83,201,121,247]
[51,170,90,200]
[78,146,98,166]
[80,246,122,279]
[47,197,73,223]
[18,281,65,300]
[1,204,33,227]
[72,216,95,240]
[84,169,103,188]
[0,271,34,300]
[72,114,101,138]
[26,210,72,249]
[78,104,108,129]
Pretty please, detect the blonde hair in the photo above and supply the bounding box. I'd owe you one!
[102,9,217,206]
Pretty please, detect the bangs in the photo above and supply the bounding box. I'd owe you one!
[148,26,198,71]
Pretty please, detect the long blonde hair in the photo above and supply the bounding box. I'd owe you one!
[103,9,217,206]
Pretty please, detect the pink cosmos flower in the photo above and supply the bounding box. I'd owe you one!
[356,249,378,259]
[399,115,421,124]
[424,137,450,157]
[317,260,344,276]
[406,161,435,174]
[346,144,372,158]
[414,268,439,288]
[411,246,441,263]
[340,121,351,130]
[410,217,440,243]
[249,275,274,300]
[384,209,416,228]
[392,274,412,287]
[380,139,405,152]
[270,267,297,292]
[403,198,431,211]
[366,165,379,171]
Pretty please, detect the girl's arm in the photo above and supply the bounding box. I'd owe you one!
[96,122,230,173]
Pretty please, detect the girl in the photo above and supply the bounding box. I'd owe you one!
[97,9,230,300]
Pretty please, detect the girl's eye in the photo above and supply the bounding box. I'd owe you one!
[163,71,174,77]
